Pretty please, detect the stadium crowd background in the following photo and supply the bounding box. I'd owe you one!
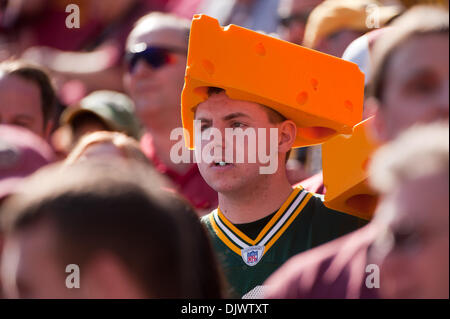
[0,0,448,299]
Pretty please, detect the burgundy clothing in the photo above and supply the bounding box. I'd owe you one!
[264,223,380,299]
[140,132,218,211]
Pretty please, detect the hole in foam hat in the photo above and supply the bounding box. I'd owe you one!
[296,91,308,105]
[345,100,354,112]
[311,79,319,91]
[202,60,215,76]
[255,43,266,56]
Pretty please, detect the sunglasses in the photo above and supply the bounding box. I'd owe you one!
[125,45,187,73]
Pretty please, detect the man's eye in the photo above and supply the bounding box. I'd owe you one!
[407,77,439,95]
[231,122,246,129]
[201,125,210,132]
[414,82,436,93]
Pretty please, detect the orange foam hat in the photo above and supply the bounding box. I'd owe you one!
[181,14,365,149]
[322,117,381,220]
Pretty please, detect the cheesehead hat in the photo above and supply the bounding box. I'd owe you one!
[181,15,365,149]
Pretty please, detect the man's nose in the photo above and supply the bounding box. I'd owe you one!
[131,59,154,78]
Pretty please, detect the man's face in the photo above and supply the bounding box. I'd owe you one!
[278,0,321,45]
[372,174,449,299]
[0,75,45,137]
[194,92,282,194]
[0,222,81,299]
[123,24,188,121]
[377,34,449,141]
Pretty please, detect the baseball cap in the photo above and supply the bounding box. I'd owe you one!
[61,90,142,140]
[303,0,401,49]
[0,125,55,200]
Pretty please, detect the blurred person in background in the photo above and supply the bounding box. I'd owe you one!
[264,5,449,299]
[64,131,150,166]
[2,0,166,105]
[197,0,280,34]
[369,123,449,299]
[277,0,322,45]
[303,0,401,57]
[53,90,141,155]
[0,60,56,139]
[124,12,218,213]
[0,160,226,298]
[0,124,55,298]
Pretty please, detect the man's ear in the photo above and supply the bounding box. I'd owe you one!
[278,120,297,154]
[365,97,388,143]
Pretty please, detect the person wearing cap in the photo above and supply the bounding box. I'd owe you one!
[57,90,142,152]
[264,5,449,299]
[0,124,55,298]
[123,12,218,214]
[303,0,401,57]
[182,15,368,298]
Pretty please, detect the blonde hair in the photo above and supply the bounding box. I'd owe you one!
[64,131,149,166]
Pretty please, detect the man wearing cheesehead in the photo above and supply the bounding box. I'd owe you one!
[180,15,367,298]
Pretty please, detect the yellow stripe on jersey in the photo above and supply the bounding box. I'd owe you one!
[209,212,242,255]
[264,192,313,254]
[217,187,303,246]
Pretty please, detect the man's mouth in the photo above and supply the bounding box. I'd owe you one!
[211,161,233,168]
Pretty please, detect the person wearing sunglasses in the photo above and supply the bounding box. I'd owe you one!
[123,12,218,215]
[277,0,322,45]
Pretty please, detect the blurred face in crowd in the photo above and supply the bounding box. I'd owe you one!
[375,33,449,141]
[278,0,321,45]
[124,17,188,123]
[1,220,147,298]
[372,173,449,299]
[0,74,45,137]
[195,92,294,195]
[1,221,76,298]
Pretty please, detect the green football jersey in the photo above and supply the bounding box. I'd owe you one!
[201,186,367,298]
